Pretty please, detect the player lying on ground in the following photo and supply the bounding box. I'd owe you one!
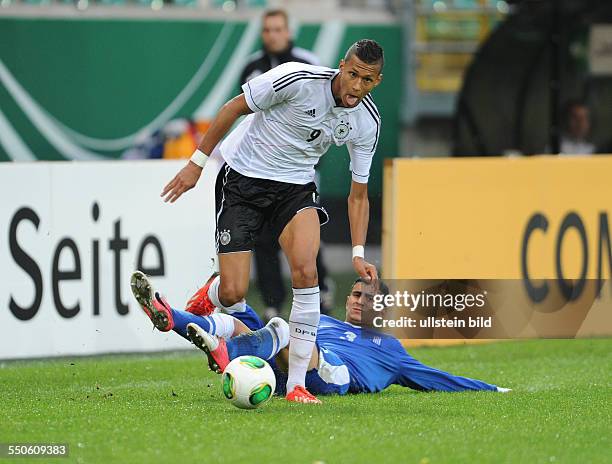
[131,271,510,398]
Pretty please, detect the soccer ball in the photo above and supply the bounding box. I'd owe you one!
[221,356,276,409]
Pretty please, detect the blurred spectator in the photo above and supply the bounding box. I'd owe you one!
[557,100,596,156]
[240,9,319,84]
[239,9,334,322]
[122,119,204,160]
[162,118,199,159]
[122,130,165,160]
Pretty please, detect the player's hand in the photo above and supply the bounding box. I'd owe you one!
[161,161,202,203]
[353,257,378,283]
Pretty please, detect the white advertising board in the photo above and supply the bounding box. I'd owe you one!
[0,157,223,360]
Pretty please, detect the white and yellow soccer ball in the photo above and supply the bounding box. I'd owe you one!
[221,356,276,409]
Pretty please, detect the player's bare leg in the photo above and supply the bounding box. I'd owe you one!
[279,208,322,404]
[200,251,252,314]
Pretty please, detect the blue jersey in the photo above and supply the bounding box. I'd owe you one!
[316,315,497,394]
[231,306,498,395]
[316,315,407,393]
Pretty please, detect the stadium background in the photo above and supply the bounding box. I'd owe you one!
[2,0,612,359]
[1,2,611,463]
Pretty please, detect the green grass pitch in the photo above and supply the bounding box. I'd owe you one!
[2,339,610,463]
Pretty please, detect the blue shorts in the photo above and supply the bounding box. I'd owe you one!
[232,305,350,396]
[307,346,350,396]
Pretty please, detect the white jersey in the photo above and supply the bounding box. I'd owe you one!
[219,62,380,185]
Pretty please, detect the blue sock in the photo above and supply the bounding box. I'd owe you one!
[226,325,280,361]
[171,309,216,340]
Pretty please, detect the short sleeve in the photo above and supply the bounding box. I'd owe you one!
[347,141,374,183]
[241,62,305,113]
[347,99,380,183]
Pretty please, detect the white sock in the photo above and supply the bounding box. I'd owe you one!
[208,313,235,339]
[266,317,290,353]
[287,286,320,393]
[207,275,246,313]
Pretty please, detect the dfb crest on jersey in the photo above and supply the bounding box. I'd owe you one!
[219,229,231,246]
[334,120,351,140]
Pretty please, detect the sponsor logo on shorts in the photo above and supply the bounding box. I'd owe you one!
[219,229,231,246]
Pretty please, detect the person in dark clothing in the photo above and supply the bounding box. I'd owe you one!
[239,9,320,84]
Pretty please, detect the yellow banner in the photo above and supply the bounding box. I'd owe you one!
[384,156,612,282]
[383,156,612,340]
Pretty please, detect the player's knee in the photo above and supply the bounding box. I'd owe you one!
[290,263,318,287]
[218,281,246,305]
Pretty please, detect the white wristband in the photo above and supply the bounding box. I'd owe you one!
[352,245,365,260]
[190,149,208,168]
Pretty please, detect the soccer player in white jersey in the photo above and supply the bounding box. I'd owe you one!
[161,39,383,404]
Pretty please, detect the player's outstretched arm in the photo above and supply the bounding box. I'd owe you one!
[161,94,253,203]
[348,180,378,282]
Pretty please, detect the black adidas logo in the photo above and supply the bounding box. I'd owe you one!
[304,108,316,118]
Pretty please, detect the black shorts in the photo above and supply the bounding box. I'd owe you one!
[215,164,329,253]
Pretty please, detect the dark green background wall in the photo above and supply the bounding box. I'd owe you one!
[0,18,401,198]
